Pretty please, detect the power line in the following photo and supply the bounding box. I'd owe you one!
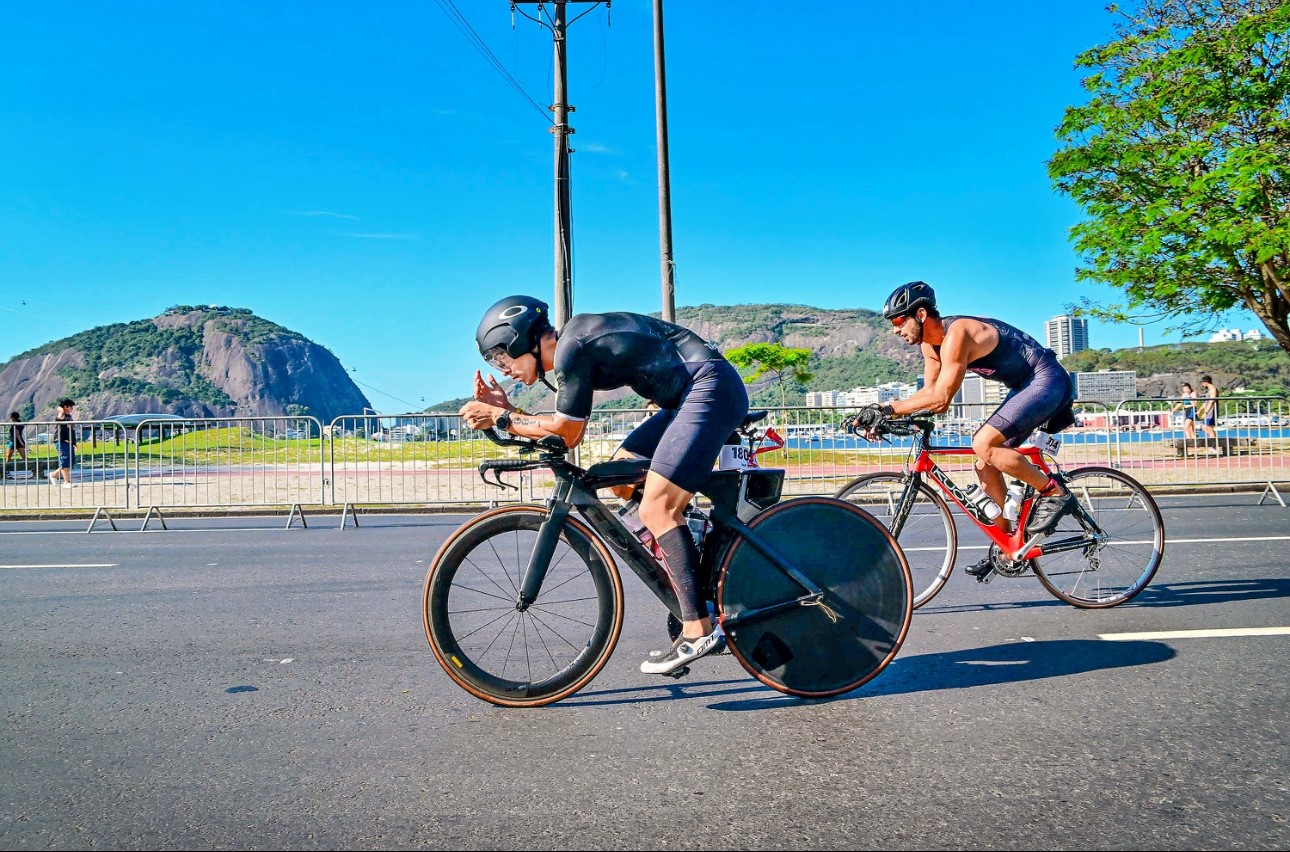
[432,0,551,123]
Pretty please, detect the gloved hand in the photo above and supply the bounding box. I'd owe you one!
[846,404,893,434]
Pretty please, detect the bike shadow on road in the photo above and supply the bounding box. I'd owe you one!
[1123,577,1290,608]
[560,638,1176,711]
[916,576,1290,615]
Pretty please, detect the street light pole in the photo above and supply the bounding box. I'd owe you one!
[653,0,676,323]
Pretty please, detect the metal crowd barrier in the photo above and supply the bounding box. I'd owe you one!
[3,400,1286,526]
[0,419,131,513]
[1109,395,1288,499]
[131,417,325,521]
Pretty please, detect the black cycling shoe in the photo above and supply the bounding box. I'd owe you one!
[964,556,995,579]
[1025,490,1078,536]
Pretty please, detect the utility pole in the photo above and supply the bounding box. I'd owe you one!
[652,0,675,322]
[512,1,604,329]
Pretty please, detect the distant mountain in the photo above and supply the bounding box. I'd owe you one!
[1,305,371,423]
[428,304,1290,412]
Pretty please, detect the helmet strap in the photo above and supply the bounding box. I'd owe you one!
[532,340,558,394]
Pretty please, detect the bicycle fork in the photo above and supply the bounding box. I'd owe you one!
[517,499,572,611]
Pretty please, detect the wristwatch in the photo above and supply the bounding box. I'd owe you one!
[495,411,512,432]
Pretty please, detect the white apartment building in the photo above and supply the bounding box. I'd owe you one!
[805,382,918,408]
[1208,328,1265,342]
[1045,314,1089,360]
[804,390,846,407]
[843,381,917,407]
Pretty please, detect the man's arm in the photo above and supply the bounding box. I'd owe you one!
[458,400,587,448]
[890,337,968,417]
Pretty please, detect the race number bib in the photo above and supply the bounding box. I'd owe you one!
[718,443,751,470]
[1033,429,1062,457]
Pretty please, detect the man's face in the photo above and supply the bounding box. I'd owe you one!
[483,347,538,385]
[890,310,923,345]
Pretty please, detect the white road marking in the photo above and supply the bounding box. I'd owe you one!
[0,563,119,569]
[1101,626,1290,641]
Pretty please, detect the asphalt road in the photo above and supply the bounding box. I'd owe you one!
[1,492,1287,850]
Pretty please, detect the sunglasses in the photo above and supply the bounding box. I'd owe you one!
[483,347,514,370]
[890,313,914,328]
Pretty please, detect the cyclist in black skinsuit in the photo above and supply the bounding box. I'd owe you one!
[460,296,749,674]
[850,282,1078,574]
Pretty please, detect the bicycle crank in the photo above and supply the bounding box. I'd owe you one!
[986,543,1034,579]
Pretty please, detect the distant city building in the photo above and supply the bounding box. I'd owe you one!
[1074,369,1137,404]
[804,390,845,408]
[805,382,917,408]
[1208,328,1265,342]
[950,373,1008,420]
[1045,314,1090,360]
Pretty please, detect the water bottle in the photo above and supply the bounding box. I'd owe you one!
[684,505,709,549]
[964,484,1002,521]
[1003,482,1026,523]
[617,500,654,548]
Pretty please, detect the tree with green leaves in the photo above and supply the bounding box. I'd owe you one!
[1048,0,1289,353]
[724,342,814,407]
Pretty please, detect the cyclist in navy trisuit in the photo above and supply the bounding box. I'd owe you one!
[460,295,749,674]
[852,282,1078,576]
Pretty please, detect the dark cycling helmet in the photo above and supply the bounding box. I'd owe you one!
[881,281,936,320]
[475,295,552,360]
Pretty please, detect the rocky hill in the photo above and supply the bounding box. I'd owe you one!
[0,306,371,423]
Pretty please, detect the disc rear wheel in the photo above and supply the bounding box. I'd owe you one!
[835,471,957,608]
[718,497,912,698]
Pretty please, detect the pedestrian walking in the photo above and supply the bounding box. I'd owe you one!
[48,398,77,488]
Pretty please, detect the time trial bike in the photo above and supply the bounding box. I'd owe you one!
[834,413,1165,609]
[423,412,913,707]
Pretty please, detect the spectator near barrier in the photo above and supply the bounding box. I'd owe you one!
[48,398,77,489]
[1199,375,1219,439]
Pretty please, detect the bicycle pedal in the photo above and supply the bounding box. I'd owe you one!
[662,665,691,679]
[976,572,994,584]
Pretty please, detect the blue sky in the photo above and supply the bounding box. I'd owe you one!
[1,1,1259,412]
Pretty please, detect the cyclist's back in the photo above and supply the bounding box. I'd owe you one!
[553,312,722,417]
[935,315,1061,390]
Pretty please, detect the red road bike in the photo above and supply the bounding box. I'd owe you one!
[835,414,1165,609]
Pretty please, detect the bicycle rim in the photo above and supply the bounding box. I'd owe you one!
[718,497,912,698]
[835,472,957,608]
[1032,467,1165,608]
[423,506,624,707]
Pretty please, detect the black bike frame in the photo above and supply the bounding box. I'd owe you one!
[514,456,822,625]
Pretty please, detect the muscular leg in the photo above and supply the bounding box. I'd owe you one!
[637,470,711,640]
[972,424,1068,502]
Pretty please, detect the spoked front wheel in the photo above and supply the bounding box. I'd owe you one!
[718,497,913,698]
[835,472,958,608]
[423,506,625,707]
[1032,467,1165,608]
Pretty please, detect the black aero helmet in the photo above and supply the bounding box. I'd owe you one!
[475,295,552,360]
[881,281,936,320]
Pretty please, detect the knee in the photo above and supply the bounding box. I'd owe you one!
[638,496,683,532]
[971,435,997,464]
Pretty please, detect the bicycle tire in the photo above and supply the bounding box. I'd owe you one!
[423,506,624,707]
[835,471,958,608]
[1031,466,1165,608]
[717,497,912,698]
